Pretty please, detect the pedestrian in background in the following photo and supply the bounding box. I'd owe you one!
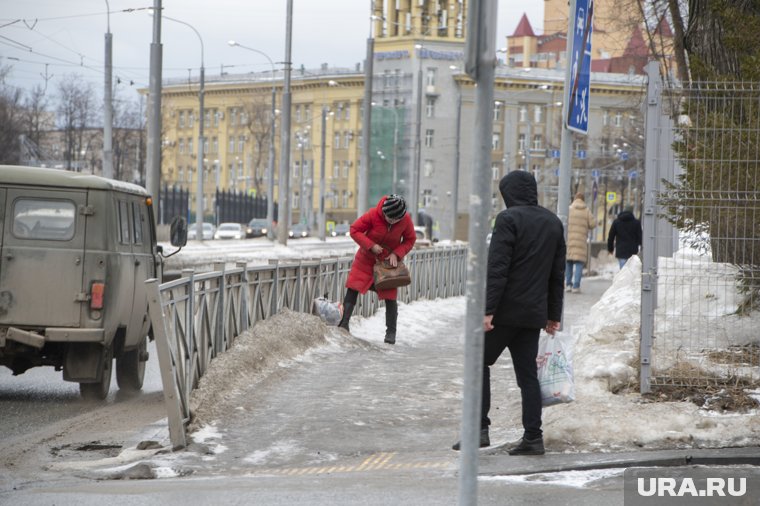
[453,171,565,455]
[337,195,416,344]
[607,205,642,269]
[565,192,596,293]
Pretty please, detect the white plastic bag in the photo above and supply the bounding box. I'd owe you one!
[536,331,575,407]
[311,297,343,326]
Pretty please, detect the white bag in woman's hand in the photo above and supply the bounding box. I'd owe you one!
[536,331,575,407]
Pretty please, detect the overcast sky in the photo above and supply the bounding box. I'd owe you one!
[1,1,543,103]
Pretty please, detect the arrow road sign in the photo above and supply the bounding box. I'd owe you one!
[567,0,594,134]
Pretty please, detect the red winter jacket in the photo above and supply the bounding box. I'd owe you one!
[345,196,417,300]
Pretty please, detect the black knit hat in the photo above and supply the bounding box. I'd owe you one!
[382,194,406,220]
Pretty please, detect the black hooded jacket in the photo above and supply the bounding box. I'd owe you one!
[607,210,642,260]
[486,171,566,328]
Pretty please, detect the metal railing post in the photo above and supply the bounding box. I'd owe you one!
[214,262,226,355]
[237,261,249,333]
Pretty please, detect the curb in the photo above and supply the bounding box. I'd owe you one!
[478,447,760,476]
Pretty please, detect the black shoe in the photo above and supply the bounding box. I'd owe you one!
[452,428,490,451]
[507,436,545,456]
[338,319,350,332]
[384,331,396,344]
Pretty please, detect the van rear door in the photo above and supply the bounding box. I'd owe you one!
[0,189,87,327]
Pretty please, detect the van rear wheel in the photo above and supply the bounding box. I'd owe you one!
[79,346,113,400]
[116,336,147,392]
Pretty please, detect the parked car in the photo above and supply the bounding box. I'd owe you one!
[289,223,310,238]
[188,222,215,241]
[331,223,350,237]
[214,222,245,240]
[0,165,186,400]
[246,218,270,238]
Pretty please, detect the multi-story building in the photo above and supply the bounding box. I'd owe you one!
[156,0,648,240]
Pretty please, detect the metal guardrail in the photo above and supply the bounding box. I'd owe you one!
[146,245,468,449]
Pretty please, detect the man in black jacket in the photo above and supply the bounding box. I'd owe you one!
[453,171,566,455]
[607,206,642,269]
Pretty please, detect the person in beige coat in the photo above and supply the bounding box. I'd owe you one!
[565,192,596,293]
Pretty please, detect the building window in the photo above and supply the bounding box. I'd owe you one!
[384,70,392,89]
[228,137,235,153]
[293,160,300,178]
[238,135,245,153]
[426,67,437,86]
[532,134,542,150]
[343,161,350,178]
[333,161,340,179]
[214,110,220,127]
[342,190,349,208]
[519,105,528,122]
[178,139,185,154]
[493,102,502,121]
[212,137,218,154]
[422,189,433,207]
[344,132,351,149]
[188,138,193,153]
[203,138,209,154]
[614,112,623,127]
[492,133,500,150]
[188,112,194,128]
[179,111,185,128]
[240,112,247,126]
[426,97,436,118]
[344,103,350,121]
[230,108,237,126]
[518,134,526,152]
[601,138,610,156]
[394,69,402,89]
[534,105,543,123]
[305,105,311,122]
[332,192,339,208]
[204,110,211,127]
[295,105,301,122]
[425,129,434,148]
[238,160,244,180]
[334,132,341,149]
[492,163,500,181]
[292,192,299,209]
[424,159,434,177]
[178,168,184,182]
[603,110,609,126]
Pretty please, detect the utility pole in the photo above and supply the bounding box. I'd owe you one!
[358,0,374,217]
[318,106,327,241]
[277,0,293,245]
[458,0,498,503]
[146,0,162,209]
[411,43,423,225]
[103,0,113,180]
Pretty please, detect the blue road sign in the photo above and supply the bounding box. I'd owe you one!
[629,170,638,178]
[576,150,587,159]
[620,151,629,161]
[551,149,561,159]
[591,169,600,178]
[567,0,594,134]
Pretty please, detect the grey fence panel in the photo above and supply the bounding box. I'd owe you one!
[643,70,760,390]
[147,246,469,449]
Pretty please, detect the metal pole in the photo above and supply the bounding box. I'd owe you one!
[299,138,305,224]
[359,26,374,217]
[459,0,498,503]
[103,0,113,179]
[412,45,423,224]
[196,66,205,240]
[319,106,327,241]
[146,0,162,207]
[640,60,660,394]
[277,0,293,245]
[451,87,462,241]
[557,0,577,230]
[392,108,399,195]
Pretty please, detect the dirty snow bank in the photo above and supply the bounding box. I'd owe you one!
[544,254,760,451]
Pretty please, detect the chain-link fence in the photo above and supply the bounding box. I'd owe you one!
[641,62,760,392]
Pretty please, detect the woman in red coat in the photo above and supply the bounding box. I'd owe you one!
[338,195,416,344]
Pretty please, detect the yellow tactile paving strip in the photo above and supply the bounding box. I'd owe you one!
[254,452,452,476]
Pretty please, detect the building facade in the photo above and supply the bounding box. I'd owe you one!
[155,0,648,239]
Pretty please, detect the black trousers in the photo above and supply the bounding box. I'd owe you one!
[482,325,542,440]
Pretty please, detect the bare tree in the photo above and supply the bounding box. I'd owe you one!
[0,65,24,164]
[23,84,49,148]
[56,74,97,171]
[112,88,144,182]
[241,92,274,196]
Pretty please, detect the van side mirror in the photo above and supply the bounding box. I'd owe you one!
[170,216,188,247]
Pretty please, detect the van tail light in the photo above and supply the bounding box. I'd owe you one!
[91,282,105,310]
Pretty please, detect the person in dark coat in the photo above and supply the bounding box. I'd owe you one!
[607,206,642,269]
[454,171,565,455]
[338,195,416,344]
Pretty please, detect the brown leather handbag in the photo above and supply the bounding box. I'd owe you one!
[373,259,411,290]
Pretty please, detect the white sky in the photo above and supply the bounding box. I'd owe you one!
[0,0,544,103]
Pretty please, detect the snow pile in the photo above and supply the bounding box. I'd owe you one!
[544,251,760,451]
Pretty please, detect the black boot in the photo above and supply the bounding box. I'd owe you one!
[384,300,397,344]
[507,436,545,456]
[338,302,354,332]
[452,428,490,451]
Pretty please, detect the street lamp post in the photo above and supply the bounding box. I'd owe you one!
[103,0,113,179]
[277,0,294,245]
[411,43,424,225]
[318,105,328,241]
[228,41,278,240]
[157,13,205,242]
